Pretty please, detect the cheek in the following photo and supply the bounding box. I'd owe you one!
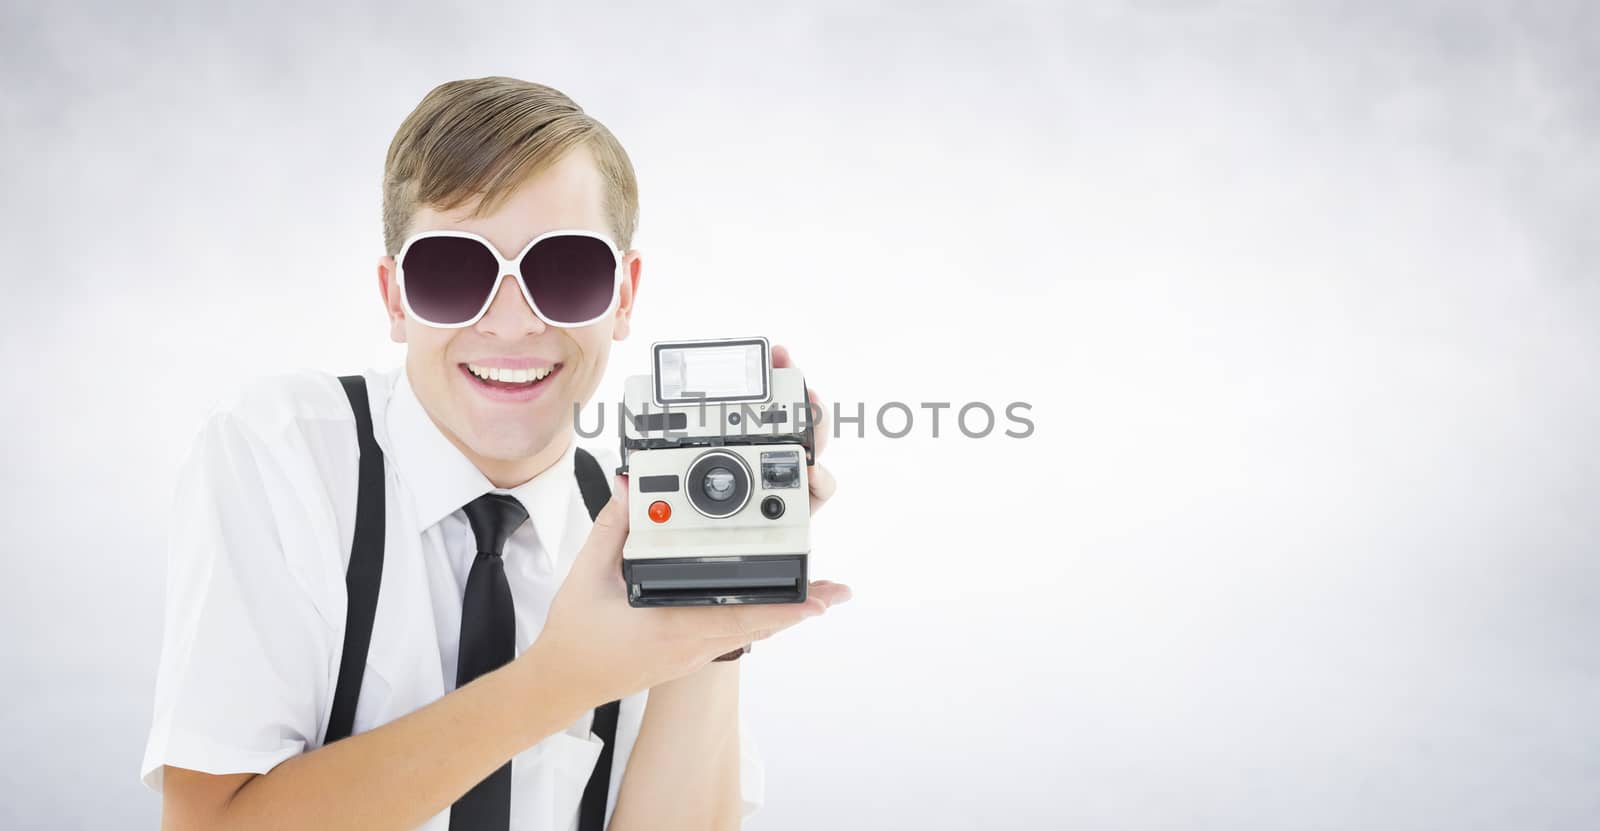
[404,328,462,397]
[404,324,455,360]
[571,329,612,372]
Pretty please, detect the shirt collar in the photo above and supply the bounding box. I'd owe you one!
[385,368,575,562]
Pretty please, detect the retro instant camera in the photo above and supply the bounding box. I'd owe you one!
[619,337,813,607]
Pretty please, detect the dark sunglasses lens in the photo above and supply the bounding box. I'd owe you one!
[520,235,617,324]
[401,236,500,325]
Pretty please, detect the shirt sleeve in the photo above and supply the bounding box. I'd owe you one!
[140,409,338,791]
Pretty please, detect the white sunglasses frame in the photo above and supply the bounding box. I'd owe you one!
[395,228,626,329]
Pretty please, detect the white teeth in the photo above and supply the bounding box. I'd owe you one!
[467,363,553,384]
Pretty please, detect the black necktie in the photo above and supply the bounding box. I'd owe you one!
[450,492,529,830]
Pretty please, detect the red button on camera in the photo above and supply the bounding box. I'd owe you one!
[648,500,672,523]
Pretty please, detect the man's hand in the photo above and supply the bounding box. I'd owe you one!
[771,344,836,515]
[529,343,850,707]
[529,478,850,707]
[600,343,845,829]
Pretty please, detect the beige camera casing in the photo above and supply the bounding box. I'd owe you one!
[618,337,813,606]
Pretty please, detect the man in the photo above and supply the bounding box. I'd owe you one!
[141,76,849,830]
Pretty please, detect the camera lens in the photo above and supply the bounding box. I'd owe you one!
[685,450,753,519]
[703,467,737,502]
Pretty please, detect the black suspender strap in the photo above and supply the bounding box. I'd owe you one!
[327,375,386,745]
[325,383,621,828]
[573,446,622,831]
[572,445,613,522]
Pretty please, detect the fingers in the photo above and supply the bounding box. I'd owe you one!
[773,343,830,459]
[809,462,836,514]
[577,474,630,574]
[697,619,805,662]
[661,580,852,667]
[806,579,853,607]
[593,474,629,534]
[710,582,853,639]
[771,343,795,370]
[687,582,853,661]
[717,603,817,641]
[807,386,830,459]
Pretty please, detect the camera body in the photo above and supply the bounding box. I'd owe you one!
[619,337,813,607]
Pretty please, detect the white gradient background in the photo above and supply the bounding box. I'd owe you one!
[3,1,1598,828]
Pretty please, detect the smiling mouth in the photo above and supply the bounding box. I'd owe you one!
[459,362,563,393]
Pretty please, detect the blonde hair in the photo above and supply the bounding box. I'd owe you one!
[382,77,639,255]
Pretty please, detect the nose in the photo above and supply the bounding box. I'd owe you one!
[474,272,547,338]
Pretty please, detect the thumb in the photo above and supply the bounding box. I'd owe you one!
[576,474,630,572]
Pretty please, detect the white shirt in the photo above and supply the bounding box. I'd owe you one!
[141,366,764,829]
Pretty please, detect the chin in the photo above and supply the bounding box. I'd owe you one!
[466,426,562,463]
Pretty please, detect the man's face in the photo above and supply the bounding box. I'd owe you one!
[378,146,639,486]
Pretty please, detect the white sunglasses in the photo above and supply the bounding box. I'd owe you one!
[395,228,625,329]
